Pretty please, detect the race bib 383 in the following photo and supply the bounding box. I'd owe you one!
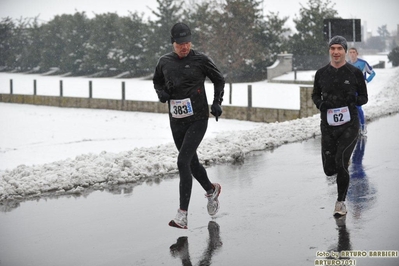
[170,98,194,118]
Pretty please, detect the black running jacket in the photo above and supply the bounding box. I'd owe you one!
[153,49,225,123]
[312,63,368,125]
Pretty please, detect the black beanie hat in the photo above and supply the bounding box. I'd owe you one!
[170,23,191,44]
[329,35,348,52]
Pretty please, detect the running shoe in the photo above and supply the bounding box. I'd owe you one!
[169,209,188,229]
[359,125,367,136]
[333,201,347,217]
[206,183,221,216]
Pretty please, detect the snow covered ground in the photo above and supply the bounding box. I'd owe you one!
[0,54,398,201]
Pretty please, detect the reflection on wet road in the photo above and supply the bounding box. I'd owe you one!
[347,137,377,222]
[0,114,398,266]
[169,221,222,266]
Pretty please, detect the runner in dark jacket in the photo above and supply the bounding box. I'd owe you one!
[153,22,225,229]
[312,35,368,218]
[153,49,224,123]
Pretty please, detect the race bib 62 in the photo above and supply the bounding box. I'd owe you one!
[327,106,351,126]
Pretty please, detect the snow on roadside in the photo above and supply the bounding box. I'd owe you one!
[1,67,399,202]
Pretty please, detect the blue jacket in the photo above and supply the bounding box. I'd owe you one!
[349,58,376,83]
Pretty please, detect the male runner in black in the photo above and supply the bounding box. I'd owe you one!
[153,22,225,229]
[312,36,368,217]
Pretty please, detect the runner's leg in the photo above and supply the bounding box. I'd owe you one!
[170,120,211,211]
[357,106,365,131]
[321,123,338,176]
[335,122,359,201]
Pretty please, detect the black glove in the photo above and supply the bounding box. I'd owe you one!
[318,101,333,112]
[210,101,222,121]
[157,90,170,103]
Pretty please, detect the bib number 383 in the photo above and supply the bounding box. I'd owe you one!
[327,106,351,126]
[170,98,194,118]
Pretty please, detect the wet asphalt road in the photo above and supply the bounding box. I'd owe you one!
[0,114,398,266]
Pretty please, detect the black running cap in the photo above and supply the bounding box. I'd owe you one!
[170,23,191,44]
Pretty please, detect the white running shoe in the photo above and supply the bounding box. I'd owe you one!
[333,201,347,217]
[206,183,221,216]
[169,209,188,229]
[359,125,367,136]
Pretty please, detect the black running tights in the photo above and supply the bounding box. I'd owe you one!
[321,121,359,201]
[170,119,213,211]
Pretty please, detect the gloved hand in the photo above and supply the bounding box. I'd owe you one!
[210,101,222,121]
[318,101,333,112]
[157,90,170,103]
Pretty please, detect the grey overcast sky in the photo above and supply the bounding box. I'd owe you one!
[0,0,398,36]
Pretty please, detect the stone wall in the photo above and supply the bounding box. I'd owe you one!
[0,86,319,123]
